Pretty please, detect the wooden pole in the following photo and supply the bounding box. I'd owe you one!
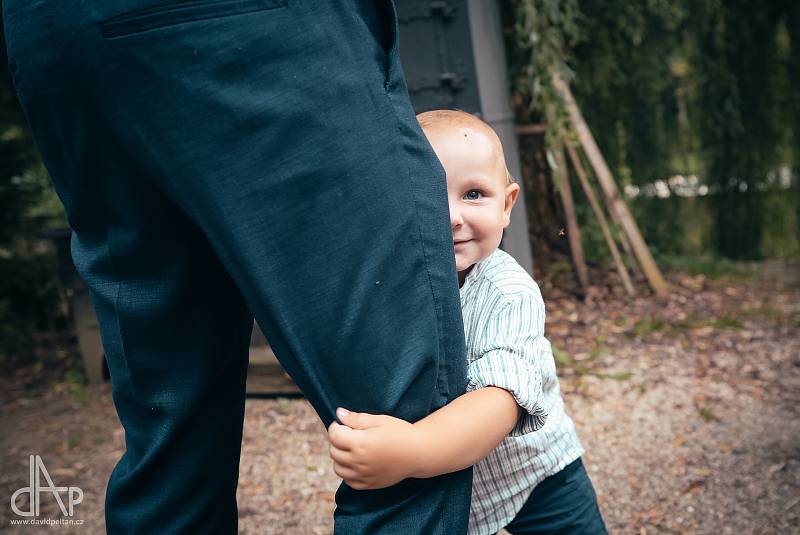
[609,211,639,274]
[572,145,640,276]
[514,123,548,135]
[567,144,636,296]
[554,147,590,293]
[553,75,669,297]
[516,119,641,277]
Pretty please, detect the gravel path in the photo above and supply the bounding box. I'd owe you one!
[2,271,798,534]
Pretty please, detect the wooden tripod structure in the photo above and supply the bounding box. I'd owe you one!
[552,76,668,297]
[517,76,669,297]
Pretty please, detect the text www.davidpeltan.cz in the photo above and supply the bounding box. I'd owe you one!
[10,518,85,526]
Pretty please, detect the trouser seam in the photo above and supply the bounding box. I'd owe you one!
[381,90,447,407]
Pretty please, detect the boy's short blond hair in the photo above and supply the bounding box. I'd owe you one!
[417,109,515,185]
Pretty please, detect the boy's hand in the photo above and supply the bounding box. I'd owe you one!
[327,407,423,490]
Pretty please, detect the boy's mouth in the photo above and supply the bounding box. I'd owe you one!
[453,239,471,246]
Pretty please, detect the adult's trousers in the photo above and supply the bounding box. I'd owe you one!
[3,0,472,532]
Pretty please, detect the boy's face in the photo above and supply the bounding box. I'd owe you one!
[424,125,520,276]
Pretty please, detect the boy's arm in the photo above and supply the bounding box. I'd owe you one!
[412,385,523,477]
[328,386,521,490]
[329,293,551,490]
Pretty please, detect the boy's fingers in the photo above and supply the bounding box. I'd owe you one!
[336,407,381,430]
[332,461,359,482]
[329,444,354,468]
[327,422,353,450]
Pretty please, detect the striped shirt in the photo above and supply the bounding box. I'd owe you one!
[461,248,584,535]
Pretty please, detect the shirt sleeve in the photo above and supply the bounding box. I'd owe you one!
[466,294,548,436]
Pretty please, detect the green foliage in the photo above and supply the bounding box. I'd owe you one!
[544,258,572,276]
[570,0,690,185]
[0,253,66,368]
[1,163,66,246]
[2,36,66,240]
[657,254,754,280]
[510,0,581,149]
[509,0,800,261]
[1,33,68,366]
[573,197,612,267]
[630,192,725,261]
[762,186,800,258]
[628,312,744,340]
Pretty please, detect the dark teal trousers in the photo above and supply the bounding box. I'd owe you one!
[3,1,472,532]
[505,459,607,535]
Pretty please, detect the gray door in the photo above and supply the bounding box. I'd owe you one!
[396,0,480,113]
[396,0,534,274]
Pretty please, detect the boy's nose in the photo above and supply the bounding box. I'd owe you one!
[450,208,463,229]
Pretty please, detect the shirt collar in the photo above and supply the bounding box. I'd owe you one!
[459,248,501,294]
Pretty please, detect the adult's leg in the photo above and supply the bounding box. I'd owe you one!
[4,0,472,533]
[504,459,607,535]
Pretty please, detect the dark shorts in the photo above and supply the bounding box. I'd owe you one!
[504,459,608,535]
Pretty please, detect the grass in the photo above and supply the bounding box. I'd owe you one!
[626,302,798,339]
[658,254,755,281]
[628,314,743,338]
[52,368,93,406]
[552,344,631,381]
[697,406,720,422]
[66,433,82,450]
[630,317,667,336]
[706,316,744,330]
[552,346,574,370]
[589,343,610,360]
[594,371,634,381]
[545,259,573,277]
[739,306,800,327]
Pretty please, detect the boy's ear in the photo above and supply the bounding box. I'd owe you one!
[503,182,520,227]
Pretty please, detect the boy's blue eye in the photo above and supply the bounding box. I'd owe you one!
[465,190,483,200]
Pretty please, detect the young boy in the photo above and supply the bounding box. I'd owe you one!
[327,110,607,534]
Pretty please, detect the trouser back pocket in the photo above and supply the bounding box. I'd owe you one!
[99,0,288,38]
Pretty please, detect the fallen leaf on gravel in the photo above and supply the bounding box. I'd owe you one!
[270,491,292,509]
[317,491,336,502]
[718,443,734,454]
[633,506,664,526]
[684,479,706,494]
[679,276,705,291]
[50,468,77,478]
[673,435,688,448]
[767,462,786,474]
